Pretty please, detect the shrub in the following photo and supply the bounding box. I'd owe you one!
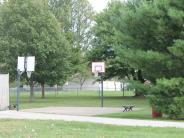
[148,78,184,119]
[128,80,151,96]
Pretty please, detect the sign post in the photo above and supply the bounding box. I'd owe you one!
[92,62,105,107]
[16,56,35,111]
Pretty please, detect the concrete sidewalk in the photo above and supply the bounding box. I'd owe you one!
[0,111,184,128]
[22,107,138,116]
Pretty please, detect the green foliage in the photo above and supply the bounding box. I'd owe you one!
[129,80,151,96]
[70,59,91,89]
[49,0,94,80]
[0,0,71,85]
[149,78,184,119]
[89,0,184,100]
[90,0,184,81]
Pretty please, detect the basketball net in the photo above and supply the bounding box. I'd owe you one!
[94,72,99,77]
[27,71,32,78]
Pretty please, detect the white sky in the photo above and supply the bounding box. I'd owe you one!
[88,0,110,13]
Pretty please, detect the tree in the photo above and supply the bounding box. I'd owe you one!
[89,0,184,95]
[0,0,71,100]
[49,0,94,80]
[88,0,140,92]
[49,0,94,50]
[71,59,91,90]
[114,0,184,80]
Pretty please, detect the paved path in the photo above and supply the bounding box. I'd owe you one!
[0,111,184,128]
[22,107,139,116]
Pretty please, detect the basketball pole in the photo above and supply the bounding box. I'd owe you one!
[16,56,35,111]
[92,62,105,108]
[16,69,21,111]
[100,73,104,107]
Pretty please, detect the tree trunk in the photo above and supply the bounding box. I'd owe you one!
[137,70,145,83]
[41,83,45,98]
[29,80,34,102]
[135,69,145,97]
[122,81,125,96]
[56,84,59,95]
[80,77,85,90]
[55,84,59,96]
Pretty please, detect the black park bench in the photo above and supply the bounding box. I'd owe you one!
[122,105,135,112]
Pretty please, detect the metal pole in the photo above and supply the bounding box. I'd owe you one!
[16,69,20,111]
[101,75,104,107]
[123,81,125,97]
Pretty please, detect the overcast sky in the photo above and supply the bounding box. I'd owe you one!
[88,0,110,13]
[0,0,110,13]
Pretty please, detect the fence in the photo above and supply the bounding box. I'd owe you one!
[9,80,131,94]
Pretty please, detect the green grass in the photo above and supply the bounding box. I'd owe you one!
[9,91,152,120]
[10,91,141,108]
[98,108,152,120]
[0,120,183,138]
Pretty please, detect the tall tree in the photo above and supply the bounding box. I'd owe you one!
[49,0,94,50]
[89,0,184,95]
[49,0,94,79]
[0,0,71,100]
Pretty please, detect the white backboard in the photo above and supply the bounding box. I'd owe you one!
[17,57,25,71]
[26,56,35,71]
[92,62,105,73]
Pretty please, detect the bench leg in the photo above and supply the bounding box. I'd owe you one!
[123,108,128,112]
[129,107,133,111]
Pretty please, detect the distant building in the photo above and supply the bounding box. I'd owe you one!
[63,79,128,92]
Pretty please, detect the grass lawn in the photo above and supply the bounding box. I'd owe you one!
[10,91,153,119]
[0,120,183,138]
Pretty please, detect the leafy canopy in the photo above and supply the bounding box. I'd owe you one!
[0,0,71,85]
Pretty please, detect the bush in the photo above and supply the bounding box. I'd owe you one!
[128,80,151,96]
[148,78,184,119]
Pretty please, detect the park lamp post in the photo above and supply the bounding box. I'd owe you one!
[17,56,35,111]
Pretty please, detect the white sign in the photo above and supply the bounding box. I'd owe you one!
[92,62,105,73]
[26,56,35,71]
[17,57,25,71]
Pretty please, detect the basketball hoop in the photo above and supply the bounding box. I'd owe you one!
[27,71,32,78]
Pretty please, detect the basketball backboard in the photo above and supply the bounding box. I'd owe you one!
[17,57,25,71]
[92,62,105,73]
[26,56,35,71]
